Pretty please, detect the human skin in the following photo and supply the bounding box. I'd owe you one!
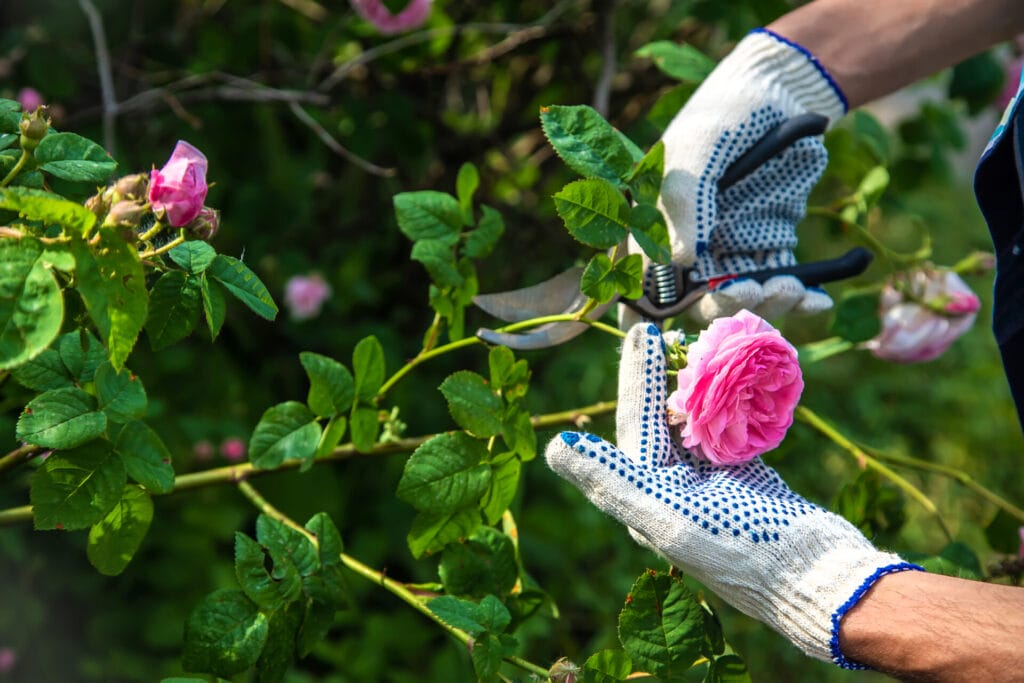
[768,2,1024,679]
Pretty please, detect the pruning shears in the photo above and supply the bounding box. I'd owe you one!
[473,113,873,350]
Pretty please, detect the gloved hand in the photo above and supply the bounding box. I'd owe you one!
[545,323,922,668]
[656,28,846,324]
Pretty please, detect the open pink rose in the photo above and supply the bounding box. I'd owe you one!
[864,269,980,363]
[667,310,803,466]
[148,140,209,226]
[350,0,432,34]
[284,273,332,321]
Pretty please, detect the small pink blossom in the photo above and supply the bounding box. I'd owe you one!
[865,269,980,363]
[667,310,803,466]
[17,87,43,112]
[350,0,432,34]
[0,647,15,673]
[220,437,247,462]
[284,273,332,321]
[148,140,209,227]
[193,440,215,461]
[1018,526,1024,559]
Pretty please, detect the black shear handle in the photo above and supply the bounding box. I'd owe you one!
[717,113,829,191]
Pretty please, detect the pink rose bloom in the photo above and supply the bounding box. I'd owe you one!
[220,437,247,462]
[864,269,980,363]
[350,0,432,34]
[148,140,209,226]
[17,87,43,112]
[0,647,15,673]
[667,310,803,466]
[284,273,332,321]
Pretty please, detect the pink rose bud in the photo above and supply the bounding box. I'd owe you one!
[17,87,44,112]
[350,0,432,34]
[865,269,980,363]
[220,437,247,462]
[187,206,220,241]
[148,140,209,227]
[284,273,332,321]
[667,310,803,466]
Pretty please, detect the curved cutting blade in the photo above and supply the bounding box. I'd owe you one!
[472,266,586,323]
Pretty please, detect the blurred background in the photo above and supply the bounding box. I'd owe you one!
[1,1,1022,680]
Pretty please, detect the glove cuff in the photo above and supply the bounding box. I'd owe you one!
[720,28,848,123]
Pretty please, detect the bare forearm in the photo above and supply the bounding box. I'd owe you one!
[769,0,1024,108]
[839,571,1024,681]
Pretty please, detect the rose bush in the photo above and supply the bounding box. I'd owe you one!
[148,139,209,226]
[667,310,804,466]
[864,268,981,363]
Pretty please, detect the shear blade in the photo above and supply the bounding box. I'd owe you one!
[472,266,586,322]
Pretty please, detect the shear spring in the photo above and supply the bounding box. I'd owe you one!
[650,264,678,305]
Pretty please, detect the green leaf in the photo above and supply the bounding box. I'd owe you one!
[428,594,511,638]
[314,414,347,461]
[540,105,636,185]
[305,512,345,565]
[199,274,226,340]
[501,406,536,461]
[208,254,278,321]
[234,532,301,611]
[298,601,339,658]
[408,508,482,559]
[411,236,462,287]
[857,165,890,208]
[300,351,355,417]
[488,347,530,397]
[182,589,269,677]
[626,141,665,206]
[480,455,521,525]
[439,371,504,438]
[249,401,322,469]
[906,542,983,580]
[397,432,492,513]
[706,654,752,683]
[70,233,148,370]
[34,132,117,183]
[146,271,202,350]
[949,50,1006,115]
[352,335,385,401]
[618,570,705,678]
[471,632,518,681]
[985,508,1022,555]
[463,204,504,259]
[635,41,716,82]
[830,289,882,343]
[553,179,630,249]
[832,470,905,545]
[0,237,64,370]
[169,241,217,274]
[30,440,127,530]
[393,191,463,241]
[628,203,671,263]
[58,329,106,382]
[456,162,479,224]
[11,347,73,391]
[439,526,518,599]
[256,514,321,577]
[256,600,303,683]
[95,362,147,423]
[581,253,643,302]
[86,485,153,576]
[583,649,633,683]
[17,387,107,449]
[113,420,175,494]
[0,186,96,235]
[349,405,379,453]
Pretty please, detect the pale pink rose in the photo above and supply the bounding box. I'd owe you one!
[284,273,332,321]
[220,437,247,462]
[865,269,980,363]
[193,440,215,461]
[667,310,803,466]
[0,647,15,673]
[148,140,209,226]
[17,87,43,112]
[350,0,432,34]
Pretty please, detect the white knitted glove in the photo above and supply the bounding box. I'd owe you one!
[545,323,922,668]
[657,28,846,324]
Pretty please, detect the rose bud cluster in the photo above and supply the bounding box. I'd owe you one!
[863,267,981,363]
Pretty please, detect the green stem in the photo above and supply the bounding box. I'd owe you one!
[806,206,924,267]
[137,219,165,243]
[377,314,626,400]
[138,233,185,259]
[0,443,42,476]
[236,479,550,680]
[872,450,1024,524]
[796,405,955,542]
[0,150,30,187]
[0,401,617,527]
[421,312,443,353]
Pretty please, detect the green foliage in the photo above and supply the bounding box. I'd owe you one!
[635,41,716,82]
[541,105,639,186]
[0,236,64,369]
[87,485,154,576]
[618,570,706,678]
[249,402,322,469]
[30,441,126,530]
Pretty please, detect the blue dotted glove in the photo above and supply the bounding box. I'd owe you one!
[656,29,845,324]
[545,323,922,668]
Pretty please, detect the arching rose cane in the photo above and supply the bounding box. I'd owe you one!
[667,309,804,466]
